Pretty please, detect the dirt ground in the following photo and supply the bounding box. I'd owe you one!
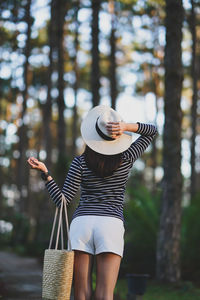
[0,251,43,300]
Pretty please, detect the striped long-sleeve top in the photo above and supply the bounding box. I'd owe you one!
[45,122,157,222]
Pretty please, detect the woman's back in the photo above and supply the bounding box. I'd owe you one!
[45,122,157,222]
[73,152,132,221]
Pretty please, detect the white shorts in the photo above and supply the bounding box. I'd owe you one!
[69,215,125,257]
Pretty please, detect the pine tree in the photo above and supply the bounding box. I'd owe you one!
[156,0,184,282]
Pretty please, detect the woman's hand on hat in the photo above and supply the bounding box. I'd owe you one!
[106,122,126,139]
[27,157,48,173]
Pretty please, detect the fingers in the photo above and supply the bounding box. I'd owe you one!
[106,122,120,129]
[27,157,48,173]
[107,127,120,133]
[106,123,121,132]
[106,123,123,139]
[30,157,39,165]
[27,157,40,169]
[111,134,121,139]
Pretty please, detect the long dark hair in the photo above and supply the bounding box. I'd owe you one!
[84,145,122,178]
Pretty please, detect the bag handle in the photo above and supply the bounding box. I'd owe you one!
[48,194,72,251]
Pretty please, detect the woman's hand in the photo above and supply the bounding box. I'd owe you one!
[27,157,48,173]
[106,121,126,139]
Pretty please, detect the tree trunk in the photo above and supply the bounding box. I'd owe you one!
[17,0,32,213]
[189,0,198,200]
[72,3,80,157]
[42,0,54,170]
[150,13,160,195]
[0,162,3,216]
[110,8,117,110]
[50,0,68,185]
[156,0,183,283]
[57,0,67,159]
[151,92,158,195]
[91,0,101,107]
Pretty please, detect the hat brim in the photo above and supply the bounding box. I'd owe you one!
[81,105,132,155]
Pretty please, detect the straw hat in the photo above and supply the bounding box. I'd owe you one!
[81,105,132,155]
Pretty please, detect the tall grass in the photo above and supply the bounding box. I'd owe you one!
[115,279,200,300]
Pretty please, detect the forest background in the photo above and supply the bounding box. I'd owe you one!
[0,0,200,296]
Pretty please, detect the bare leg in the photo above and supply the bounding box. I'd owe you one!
[74,250,94,300]
[94,252,121,300]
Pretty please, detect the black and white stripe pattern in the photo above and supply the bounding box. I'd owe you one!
[45,122,157,222]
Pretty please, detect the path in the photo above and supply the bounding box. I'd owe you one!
[0,251,42,300]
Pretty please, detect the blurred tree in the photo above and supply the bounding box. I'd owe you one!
[54,0,69,184]
[188,0,198,200]
[109,0,117,109]
[196,3,200,193]
[48,0,69,185]
[56,0,68,162]
[91,0,101,107]
[147,7,164,194]
[16,0,33,213]
[132,2,165,193]
[0,0,21,216]
[41,1,54,170]
[156,0,184,282]
[72,1,80,157]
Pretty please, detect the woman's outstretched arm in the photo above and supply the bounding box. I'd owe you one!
[27,157,52,181]
[27,156,81,207]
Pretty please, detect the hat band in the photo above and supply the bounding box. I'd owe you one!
[95,117,115,141]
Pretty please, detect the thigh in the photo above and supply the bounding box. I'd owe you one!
[74,250,94,300]
[95,252,121,300]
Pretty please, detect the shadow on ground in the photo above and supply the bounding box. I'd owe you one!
[0,251,42,300]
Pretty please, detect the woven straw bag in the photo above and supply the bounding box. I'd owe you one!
[42,194,74,300]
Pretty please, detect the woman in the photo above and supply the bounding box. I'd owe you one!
[27,105,157,300]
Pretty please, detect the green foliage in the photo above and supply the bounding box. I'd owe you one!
[0,231,12,248]
[115,279,200,300]
[117,0,137,6]
[54,153,71,186]
[122,181,160,276]
[31,27,48,48]
[144,281,200,300]
[0,212,31,255]
[0,27,14,46]
[32,66,48,87]
[147,0,165,7]
[181,193,200,282]
[122,179,200,283]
